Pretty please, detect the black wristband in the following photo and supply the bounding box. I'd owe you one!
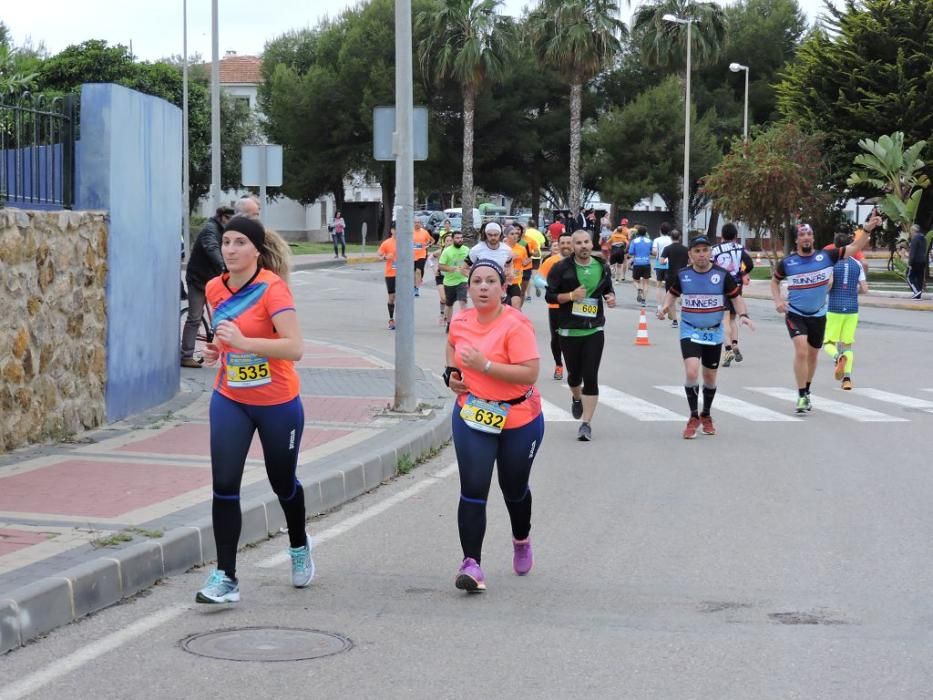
[443,366,460,387]
[740,313,749,319]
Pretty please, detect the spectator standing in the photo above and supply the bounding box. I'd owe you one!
[333,211,347,259]
[907,224,927,299]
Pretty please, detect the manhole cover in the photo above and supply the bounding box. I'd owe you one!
[181,627,352,662]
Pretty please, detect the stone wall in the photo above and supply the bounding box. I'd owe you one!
[0,208,108,452]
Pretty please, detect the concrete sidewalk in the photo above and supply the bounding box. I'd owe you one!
[0,333,450,653]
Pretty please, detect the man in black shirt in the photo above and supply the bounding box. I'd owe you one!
[659,229,689,328]
[907,224,928,299]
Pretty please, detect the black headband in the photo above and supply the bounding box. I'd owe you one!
[469,259,506,284]
[225,216,266,253]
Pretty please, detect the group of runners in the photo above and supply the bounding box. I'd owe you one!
[186,208,883,602]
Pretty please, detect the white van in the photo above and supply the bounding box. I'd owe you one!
[444,207,482,231]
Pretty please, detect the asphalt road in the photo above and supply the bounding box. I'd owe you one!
[3,263,932,699]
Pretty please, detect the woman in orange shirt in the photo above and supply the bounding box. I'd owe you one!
[445,259,545,592]
[195,216,312,604]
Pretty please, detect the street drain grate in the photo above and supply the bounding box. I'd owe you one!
[768,611,847,626]
[181,627,353,662]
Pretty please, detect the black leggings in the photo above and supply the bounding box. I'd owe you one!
[559,332,605,395]
[452,410,545,564]
[210,392,307,579]
[547,308,563,367]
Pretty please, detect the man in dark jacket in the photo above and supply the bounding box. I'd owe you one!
[181,207,233,367]
[545,230,616,442]
[907,225,927,299]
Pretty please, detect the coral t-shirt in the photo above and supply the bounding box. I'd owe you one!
[448,306,542,429]
[206,268,300,406]
[511,244,530,284]
[378,237,398,277]
[537,254,563,309]
[413,228,433,260]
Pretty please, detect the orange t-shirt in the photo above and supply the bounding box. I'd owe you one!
[537,254,564,309]
[378,237,398,277]
[448,306,542,429]
[610,229,629,246]
[206,268,300,406]
[511,244,530,284]
[413,228,433,260]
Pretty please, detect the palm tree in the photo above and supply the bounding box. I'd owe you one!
[631,0,726,71]
[529,0,625,211]
[417,0,512,238]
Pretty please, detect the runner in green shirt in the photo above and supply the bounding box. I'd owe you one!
[439,231,471,332]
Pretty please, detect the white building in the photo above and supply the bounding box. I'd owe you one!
[196,52,381,241]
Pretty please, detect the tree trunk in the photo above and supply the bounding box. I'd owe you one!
[706,207,720,237]
[462,85,476,239]
[530,159,541,227]
[380,164,396,239]
[568,80,583,211]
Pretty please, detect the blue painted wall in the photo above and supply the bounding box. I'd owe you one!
[76,83,182,422]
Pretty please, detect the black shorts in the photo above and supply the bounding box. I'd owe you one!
[609,248,626,264]
[414,258,427,273]
[632,264,651,280]
[654,268,667,281]
[522,269,532,281]
[507,284,522,300]
[680,339,723,369]
[385,276,396,295]
[785,312,826,349]
[444,283,468,306]
[531,258,541,270]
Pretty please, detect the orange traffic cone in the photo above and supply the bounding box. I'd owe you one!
[634,308,651,346]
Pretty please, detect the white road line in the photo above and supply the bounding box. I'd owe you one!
[600,386,681,421]
[256,462,458,569]
[854,388,933,414]
[747,387,909,422]
[0,605,186,700]
[655,386,801,422]
[541,399,575,422]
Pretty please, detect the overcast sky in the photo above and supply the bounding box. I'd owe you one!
[5,0,829,62]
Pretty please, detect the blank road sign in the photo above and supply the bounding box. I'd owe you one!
[373,106,429,161]
[242,144,283,187]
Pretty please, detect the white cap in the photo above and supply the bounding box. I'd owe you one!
[485,222,502,234]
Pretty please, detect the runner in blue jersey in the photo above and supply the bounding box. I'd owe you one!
[823,232,868,391]
[770,217,880,413]
[627,225,653,306]
[659,236,755,439]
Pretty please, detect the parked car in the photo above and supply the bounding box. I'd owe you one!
[444,207,482,232]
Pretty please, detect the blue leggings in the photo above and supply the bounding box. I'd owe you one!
[210,391,306,579]
[452,410,545,564]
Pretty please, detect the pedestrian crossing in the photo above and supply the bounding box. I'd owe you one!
[539,385,933,424]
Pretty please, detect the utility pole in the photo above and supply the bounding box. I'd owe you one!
[210,0,221,209]
[393,0,417,412]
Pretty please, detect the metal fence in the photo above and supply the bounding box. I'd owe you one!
[0,93,76,209]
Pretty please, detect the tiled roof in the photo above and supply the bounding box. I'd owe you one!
[198,54,263,85]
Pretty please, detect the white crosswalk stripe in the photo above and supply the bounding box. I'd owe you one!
[599,386,682,421]
[540,399,575,422]
[655,386,801,422]
[747,387,908,422]
[853,388,933,414]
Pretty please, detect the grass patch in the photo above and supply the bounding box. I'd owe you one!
[397,454,415,475]
[90,531,134,549]
[287,242,373,256]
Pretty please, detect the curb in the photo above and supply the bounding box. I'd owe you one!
[291,255,381,273]
[0,405,452,654]
[743,288,933,312]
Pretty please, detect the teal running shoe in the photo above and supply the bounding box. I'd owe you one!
[195,569,239,604]
[288,535,315,588]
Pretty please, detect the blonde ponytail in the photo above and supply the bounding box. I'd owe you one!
[260,229,292,284]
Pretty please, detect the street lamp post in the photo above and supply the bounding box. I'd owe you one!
[663,13,694,236]
[729,62,749,144]
[393,0,417,412]
[210,0,220,210]
[729,61,749,246]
